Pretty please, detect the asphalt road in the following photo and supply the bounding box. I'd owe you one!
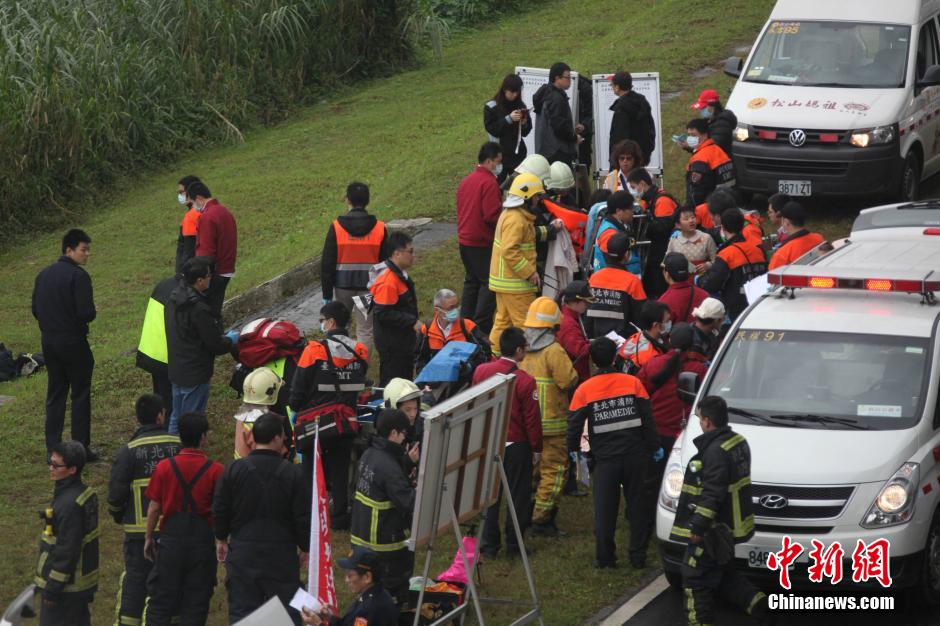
[620,579,940,626]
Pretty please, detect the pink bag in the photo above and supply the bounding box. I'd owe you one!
[436,537,477,584]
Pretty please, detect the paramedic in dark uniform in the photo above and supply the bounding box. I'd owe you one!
[301,547,398,625]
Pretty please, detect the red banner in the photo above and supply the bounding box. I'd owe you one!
[308,431,338,611]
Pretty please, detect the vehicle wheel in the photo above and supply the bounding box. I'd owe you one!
[665,568,684,590]
[910,509,940,607]
[899,151,921,202]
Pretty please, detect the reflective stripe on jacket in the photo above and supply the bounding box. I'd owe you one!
[489,206,538,294]
[334,219,386,290]
[35,477,99,599]
[520,342,578,436]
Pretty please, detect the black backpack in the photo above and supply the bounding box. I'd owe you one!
[0,344,16,382]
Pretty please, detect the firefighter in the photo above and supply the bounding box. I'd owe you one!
[36,440,99,626]
[382,378,424,482]
[136,274,177,412]
[415,288,490,374]
[213,413,311,624]
[351,409,417,612]
[143,412,224,626]
[698,209,768,321]
[488,172,545,353]
[234,367,285,460]
[625,168,680,298]
[619,300,671,374]
[768,201,826,270]
[289,301,368,530]
[370,231,420,385]
[684,118,734,208]
[520,297,579,536]
[586,232,647,339]
[321,181,388,351]
[567,338,659,569]
[107,394,181,626]
[669,396,769,625]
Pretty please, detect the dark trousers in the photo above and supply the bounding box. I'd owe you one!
[482,442,532,552]
[39,594,90,626]
[305,437,353,522]
[592,454,647,566]
[682,543,766,625]
[638,434,674,516]
[225,541,301,626]
[205,275,230,318]
[42,336,94,452]
[458,245,496,334]
[151,371,173,418]
[144,538,216,626]
[378,548,415,610]
[377,346,414,387]
[117,537,152,625]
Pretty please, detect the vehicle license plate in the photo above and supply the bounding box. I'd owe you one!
[778,180,811,196]
[740,545,808,569]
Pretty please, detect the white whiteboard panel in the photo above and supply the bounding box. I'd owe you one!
[592,72,664,177]
[514,66,580,158]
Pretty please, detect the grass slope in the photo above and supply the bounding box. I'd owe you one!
[0,0,779,622]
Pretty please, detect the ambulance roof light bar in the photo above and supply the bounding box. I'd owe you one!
[767,265,940,304]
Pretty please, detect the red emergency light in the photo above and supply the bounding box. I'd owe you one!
[768,270,940,294]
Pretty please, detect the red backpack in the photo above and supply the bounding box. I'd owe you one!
[235,318,305,368]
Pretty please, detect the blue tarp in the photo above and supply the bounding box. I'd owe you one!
[414,341,478,384]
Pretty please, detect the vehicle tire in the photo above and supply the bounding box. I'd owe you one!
[909,508,940,608]
[665,568,684,590]
[899,151,922,202]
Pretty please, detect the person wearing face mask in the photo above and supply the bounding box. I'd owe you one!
[484,74,531,182]
[691,89,737,157]
[415,288,490,374]
[289,301,368,529]
[608,72,655,167]
[625,168,680,298]
[684,118,734,209]
[698,209,768,321]
[188,180,238,317]
[457,143,504,335]
[618,300,671,375]
[587,232,647,339]
[175,174,202,275]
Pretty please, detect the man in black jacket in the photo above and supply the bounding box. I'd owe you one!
[533,62,581,166]
[351,410,417,610]
[321,182,388,352]
[32,229,97,458]
[136,275,177,412]
[36,440,99,626]
[107,394,181,626]
[213,413,311,624]
[609,72,655,167]
[165,256,238,434]
[369,232,421,385]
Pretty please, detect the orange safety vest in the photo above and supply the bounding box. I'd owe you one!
[181,207,201,237]
[742,213,764,248]
[641,192,679,219]
[694,203,714,229]
[618,331,664,370]
[543,199,588,254]
[769,231,826,270]
[420,315,477,351]
[334,219,386,289]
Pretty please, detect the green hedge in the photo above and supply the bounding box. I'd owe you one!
[0,0,416,235]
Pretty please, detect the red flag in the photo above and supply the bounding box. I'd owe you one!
[308,429,338,611]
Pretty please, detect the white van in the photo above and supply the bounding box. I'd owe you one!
[655,201,940,600]
[724,0,940,201]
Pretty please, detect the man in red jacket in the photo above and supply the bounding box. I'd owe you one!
[189,180,237,317]
[475,327,542,558]
[457,142,503,334]
[657,252,708,324]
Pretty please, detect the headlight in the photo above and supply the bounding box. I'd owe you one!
[861,462,918,528]
[734,126,749,142]
[851,125,895,148]
[660,464,685,511]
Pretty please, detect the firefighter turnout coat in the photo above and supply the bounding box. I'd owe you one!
[108,425,181,535]
[351,437,417,553]
[35,476,99,601]
[489,206,538,294]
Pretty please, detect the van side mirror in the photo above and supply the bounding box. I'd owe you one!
[724,57,743,79]
[917,64,940,88]
[677,372,700,405]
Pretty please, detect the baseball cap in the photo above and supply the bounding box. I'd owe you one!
[604,232,632,258]
[337,546,380,575]
[692,297,726,321]
[692,88,720,110]
[562,280,596,303]
[662,252,692,281]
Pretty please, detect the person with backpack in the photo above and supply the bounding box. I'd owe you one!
[415,288,490,375]
[107,394,181,626]
[231,317,305,417]
[213,413,311,624]
[370,231,420,385]
[143,411,224,626]
[289,301,368,530]
[698,209,768,321]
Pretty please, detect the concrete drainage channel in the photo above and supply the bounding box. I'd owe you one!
[224,218,456,333]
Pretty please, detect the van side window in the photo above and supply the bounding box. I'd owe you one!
[917,19,939,79]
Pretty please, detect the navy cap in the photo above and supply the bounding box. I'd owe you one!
[337,546,380,574]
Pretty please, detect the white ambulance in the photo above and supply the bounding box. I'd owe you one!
[725,0,940,201]
[656,201,940,602]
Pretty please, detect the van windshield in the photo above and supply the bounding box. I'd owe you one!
[705,329,929,430]
[745,21,911,88]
